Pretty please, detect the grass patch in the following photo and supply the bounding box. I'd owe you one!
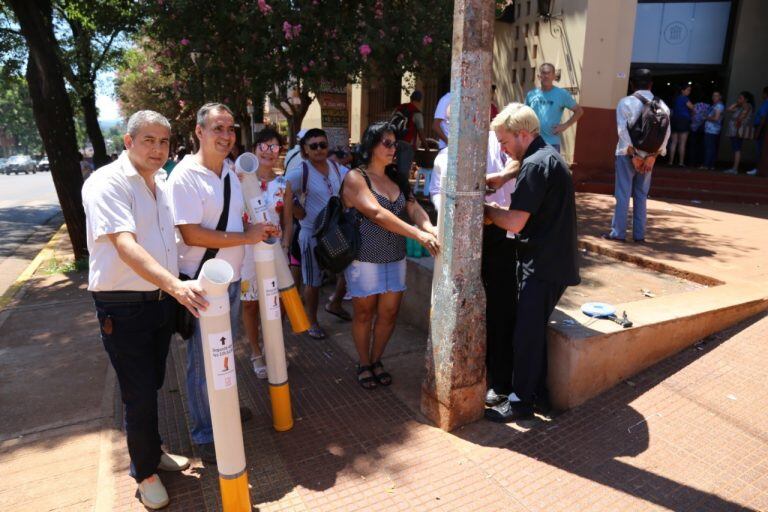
[42,256,89,275]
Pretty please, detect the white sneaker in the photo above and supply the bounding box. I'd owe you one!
[747,168,758,176]
[158,452,190,472]
[251,355,268,379]
[724,168,738,175]
[138,474,169,509]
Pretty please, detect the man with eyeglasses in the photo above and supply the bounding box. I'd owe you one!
[285,128,350,339]
[166,103,278,464]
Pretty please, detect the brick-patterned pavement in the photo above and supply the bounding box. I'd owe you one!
[108,306,768,511]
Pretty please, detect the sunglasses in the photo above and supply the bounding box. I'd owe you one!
[257,143,280,153]
[307,141,328,150]
[380,139,397,149]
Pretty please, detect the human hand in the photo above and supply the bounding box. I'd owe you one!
[417,231,440,256]
[425,224,439,238]
[552,123,565,135]
[245,223,280,243]
[641,155,656,174]
[172,280,209,317]
[631,155,645,171]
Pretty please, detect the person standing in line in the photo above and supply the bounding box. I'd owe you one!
[392,90,426,180]
[688,88,709,168]
[702,91,725,170]
[167,103,278,464]
[341,122,439,389]
[284,128,307,175]
[483,103,580,421]
[83,110,207,509]
[749,86,768,176]
[285,128,350,339]
[724,91,755,174]
[525,62,584,154]
[668,84,694,167]
[602,68,670,243]
[432,91,451,150]
[239,128,294,378]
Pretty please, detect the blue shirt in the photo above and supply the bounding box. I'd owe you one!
[525,87,577,146]
[673,95,691,120]
[704,103,724,135]
[754,100,768,126]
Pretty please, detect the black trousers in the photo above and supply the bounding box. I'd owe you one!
[95,296,176,482]
[481,225,518,395]
[512,274,566,404]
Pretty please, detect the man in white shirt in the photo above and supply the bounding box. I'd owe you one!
[284,128,307,174]
[167,103,278,463]
[432,91,451,149]
[603,68,671,243]
[83,111,208,509]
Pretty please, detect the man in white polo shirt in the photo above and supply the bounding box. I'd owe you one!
[167,103,278,464]
[84,110,208,509]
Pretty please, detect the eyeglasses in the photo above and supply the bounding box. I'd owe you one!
[380,139,397,149]
[257,143,280,153]
[307,141,328,151]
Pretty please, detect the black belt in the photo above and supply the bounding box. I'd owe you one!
[92,290,169,302]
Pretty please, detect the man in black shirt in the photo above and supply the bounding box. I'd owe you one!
[483,102,580,421]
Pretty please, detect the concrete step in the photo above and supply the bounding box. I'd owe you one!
[577,180,768,204]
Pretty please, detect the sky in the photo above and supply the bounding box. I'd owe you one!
[96,71,120,121]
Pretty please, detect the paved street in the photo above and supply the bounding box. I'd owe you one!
[0,172,61,258]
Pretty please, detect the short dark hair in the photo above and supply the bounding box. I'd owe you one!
[300,128,327,146]
[630,68,653,90]
[196,103,234,127]
[254,127,285,148]
[410,90,423,102]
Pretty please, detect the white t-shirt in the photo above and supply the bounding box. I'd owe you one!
[167,155,246,281]
[83,152,178,291]
[433,92,451,150]
[284,145,304,174]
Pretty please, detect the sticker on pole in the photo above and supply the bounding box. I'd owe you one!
[249,197,269,223]
[207,330,235,390]
[262,278,280,321]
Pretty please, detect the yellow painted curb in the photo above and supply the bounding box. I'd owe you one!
[0,224,67,309]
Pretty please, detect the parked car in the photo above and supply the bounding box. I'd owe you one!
[0,158,8,174]
[4,155,36,175]
[37,156,50,172]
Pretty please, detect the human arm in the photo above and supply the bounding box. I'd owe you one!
[413,112,426,149]
[484,205,531,234]
[342,170,439,254]
[616,98,635,154]
[406,199,437,238]
[487,158,521,191]
[553,102,584,134]
[177,223,278,248]
[432,117,448,144]
[707,105,722,122]
[108,232,208,316]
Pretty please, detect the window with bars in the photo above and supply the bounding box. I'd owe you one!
[522,68,527,83]
[512,69,517,83]
[515,26,520,40]
[524,46,528,60]
[535,22,540,36]
[514,48,519,61]
[525,23,529,36]
[531,68,536,83]
[527,1,531,15]
[533,44,538,59]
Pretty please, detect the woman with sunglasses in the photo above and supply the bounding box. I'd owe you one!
[342,122,440,389]
[239,128,294,378]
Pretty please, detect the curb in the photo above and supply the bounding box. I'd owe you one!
[0,223,67,310]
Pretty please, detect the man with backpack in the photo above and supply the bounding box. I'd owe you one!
[603,68,671,243]
[391,90,425,179]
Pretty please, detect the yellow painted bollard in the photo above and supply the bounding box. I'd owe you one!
[253,242,294,432]
[197,259,251,511]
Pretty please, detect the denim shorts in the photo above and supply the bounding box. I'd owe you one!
[344,259,407,298]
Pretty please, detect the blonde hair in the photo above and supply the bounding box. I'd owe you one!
[490,103,540,135]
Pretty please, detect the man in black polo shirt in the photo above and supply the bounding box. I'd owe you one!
[483,102,580,421]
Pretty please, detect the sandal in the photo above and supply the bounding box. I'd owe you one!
[371,361,392,386]
[324,304,352,321]
[307,324,326,339]
[356,364,377,390]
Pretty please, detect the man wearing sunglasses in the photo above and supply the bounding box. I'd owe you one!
[285,128,350,339]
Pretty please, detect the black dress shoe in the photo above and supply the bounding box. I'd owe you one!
[633,238,646,243]
[240,406,253,423]
[197,442,217,464]
[484,400,535,422]
[485,388,508,407]
[600,233,626,242]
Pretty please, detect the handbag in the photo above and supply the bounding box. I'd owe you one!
[312,167,371,274]
[175,174,231,339]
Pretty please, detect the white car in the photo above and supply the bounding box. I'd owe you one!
[4,155,36,175]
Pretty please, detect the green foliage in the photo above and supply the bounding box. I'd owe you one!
[0,73,43,154]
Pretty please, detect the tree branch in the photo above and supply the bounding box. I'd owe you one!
[91,29,120,76]
[0,27,23,36]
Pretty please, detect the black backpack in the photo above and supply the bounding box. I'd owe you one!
[628,93,670,154]
[312,168,371,274]
[389,105,411,140]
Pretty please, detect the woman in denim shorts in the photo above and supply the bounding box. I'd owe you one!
[341,122,440,389]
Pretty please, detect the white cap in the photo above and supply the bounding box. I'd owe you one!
[297,129,308,140]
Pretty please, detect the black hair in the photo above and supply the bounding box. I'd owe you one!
[254,127,285,148]
[410,90,423,102]
[300,128,327,146]
[630,68,653,90]
[359,122,412,200]
[739,91,755,107]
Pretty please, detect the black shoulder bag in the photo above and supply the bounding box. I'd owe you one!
[175,174,231,339]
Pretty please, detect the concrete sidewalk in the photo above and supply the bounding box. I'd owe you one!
[1,198,768,511]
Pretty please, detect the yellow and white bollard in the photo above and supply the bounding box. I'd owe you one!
[197,259,251,511]
[253,242,294,432]
[236,152,309,334]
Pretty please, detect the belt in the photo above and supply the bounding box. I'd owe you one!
[92,290,169,302]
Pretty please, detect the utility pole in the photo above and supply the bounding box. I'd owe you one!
[421,0,495,431]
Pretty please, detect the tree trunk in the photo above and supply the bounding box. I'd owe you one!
[9,0,88,260]
[81,91,110,169]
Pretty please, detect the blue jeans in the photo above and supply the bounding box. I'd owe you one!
[704,133,720,168]
[95,295,176,482]
[186,280,241,445]
[610,155,652,241]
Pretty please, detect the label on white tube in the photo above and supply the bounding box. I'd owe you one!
[262,278,280,321]
[249,196,269,223]
[207,330,235,390]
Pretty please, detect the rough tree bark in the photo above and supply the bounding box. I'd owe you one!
[9,0,88,260]
[81,90,110,168]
